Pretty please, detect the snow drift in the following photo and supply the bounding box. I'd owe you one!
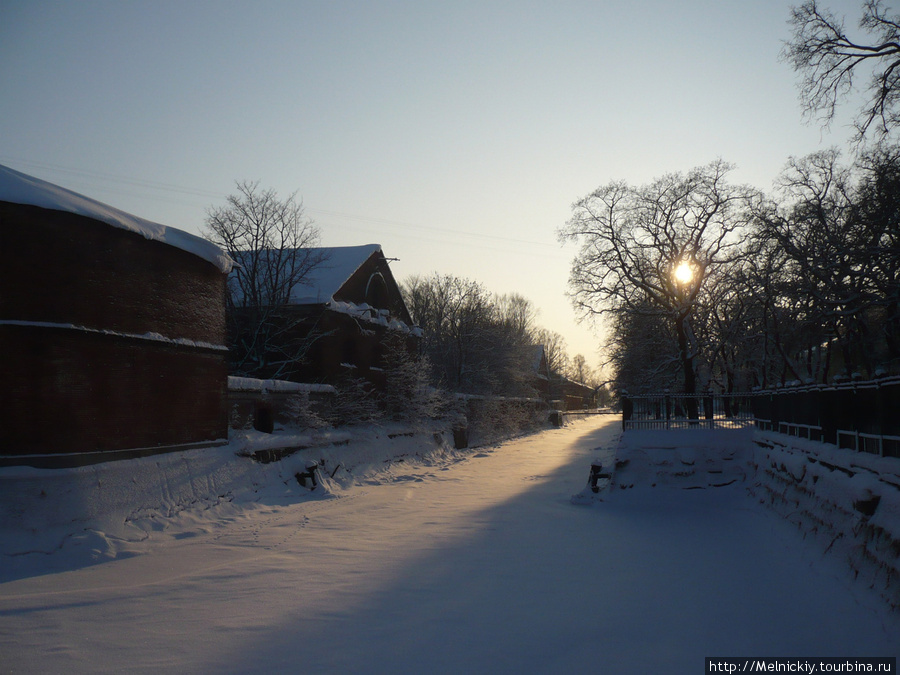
[0,424,466,583]
[749,431,900,609]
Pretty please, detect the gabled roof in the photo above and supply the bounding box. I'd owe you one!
[0,164,232,273]
[230,243,420,336]
[289,244,382,304]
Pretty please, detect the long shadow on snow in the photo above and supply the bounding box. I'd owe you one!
[207,416,900,674]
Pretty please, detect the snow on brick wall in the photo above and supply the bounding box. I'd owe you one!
[749,432,900,610]
[227,378,336,432]
[1,203,226,344]
[227,376,336,394]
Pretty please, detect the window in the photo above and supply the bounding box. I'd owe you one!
[365,273,388,310]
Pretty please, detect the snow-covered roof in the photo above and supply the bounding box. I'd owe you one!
[288,244,382,304]
[230,243,420,334]
[0,164,232,273]
[328,300,423,337]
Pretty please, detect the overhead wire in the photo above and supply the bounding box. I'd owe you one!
[0,155,571,259]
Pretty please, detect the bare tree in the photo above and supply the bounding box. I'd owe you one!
[378,338,450,425]
[204,180,327,378]
[753,146,900,379]
[568,354,592,385]
[402,273,495,393]
[855,143,900,358]
[784,0,900,140]
[560,161,760,404]
[606,300,680,395]
[402,274,545,397]
[740,227,830,386]
[695,257,767,392]
[758,150,872,375]
[492,293,541,394]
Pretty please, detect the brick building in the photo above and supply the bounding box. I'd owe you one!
[229,244,420,387]
[0,164,232,465]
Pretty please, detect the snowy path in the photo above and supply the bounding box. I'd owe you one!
[1,416,897,674]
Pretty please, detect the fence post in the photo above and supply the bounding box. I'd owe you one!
[877,379,884,457]
[621,392,632,431]
[821,386,837,445]
[665,390,671,430]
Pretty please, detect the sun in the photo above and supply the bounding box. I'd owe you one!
[673,261,694,284]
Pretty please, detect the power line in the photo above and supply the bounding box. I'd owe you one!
[308,207,550,249]
[0,156,224,199]
[0,156,570,258]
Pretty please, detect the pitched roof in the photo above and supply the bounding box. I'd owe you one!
[289,244,382,304]
[0,164,232,273]
[230,244,419,335]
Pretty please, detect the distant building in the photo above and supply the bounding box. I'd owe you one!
[228,244,420,387]
[559,378,598,410]
[0,164,232,466]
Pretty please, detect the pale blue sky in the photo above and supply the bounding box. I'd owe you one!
[0,0,863,372]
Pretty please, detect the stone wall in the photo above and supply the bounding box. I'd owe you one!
[750,432,900,610]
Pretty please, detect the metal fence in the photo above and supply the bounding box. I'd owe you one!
[750,377,900,458]
[621,393,756,431]
[621,377,900,459]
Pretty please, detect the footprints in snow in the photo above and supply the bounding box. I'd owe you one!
[210,510,311,551]
[523,474,552,482]
[361,448,500,485]
[364,472,434,486]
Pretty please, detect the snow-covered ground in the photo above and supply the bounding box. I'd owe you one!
[1,416,898,674]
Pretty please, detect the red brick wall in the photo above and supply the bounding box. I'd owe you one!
[2,324,228,455]
[0,203,225,343]
[1,202,228,457]
[285,309,418,386]
[333,251,414,325]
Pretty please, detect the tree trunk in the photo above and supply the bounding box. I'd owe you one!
[885,299,900,359]
[675,314,699,419]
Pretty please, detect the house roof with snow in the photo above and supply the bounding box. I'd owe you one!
[231,243,418,334]
[0,164,232,273]
[292,244,418,333]
[289,244,383,304]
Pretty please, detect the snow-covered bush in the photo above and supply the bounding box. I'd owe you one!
[379,344,452,426]
[283,392,329,429]
[324,377,382,426]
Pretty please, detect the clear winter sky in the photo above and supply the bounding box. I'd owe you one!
[0,0,864,374]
